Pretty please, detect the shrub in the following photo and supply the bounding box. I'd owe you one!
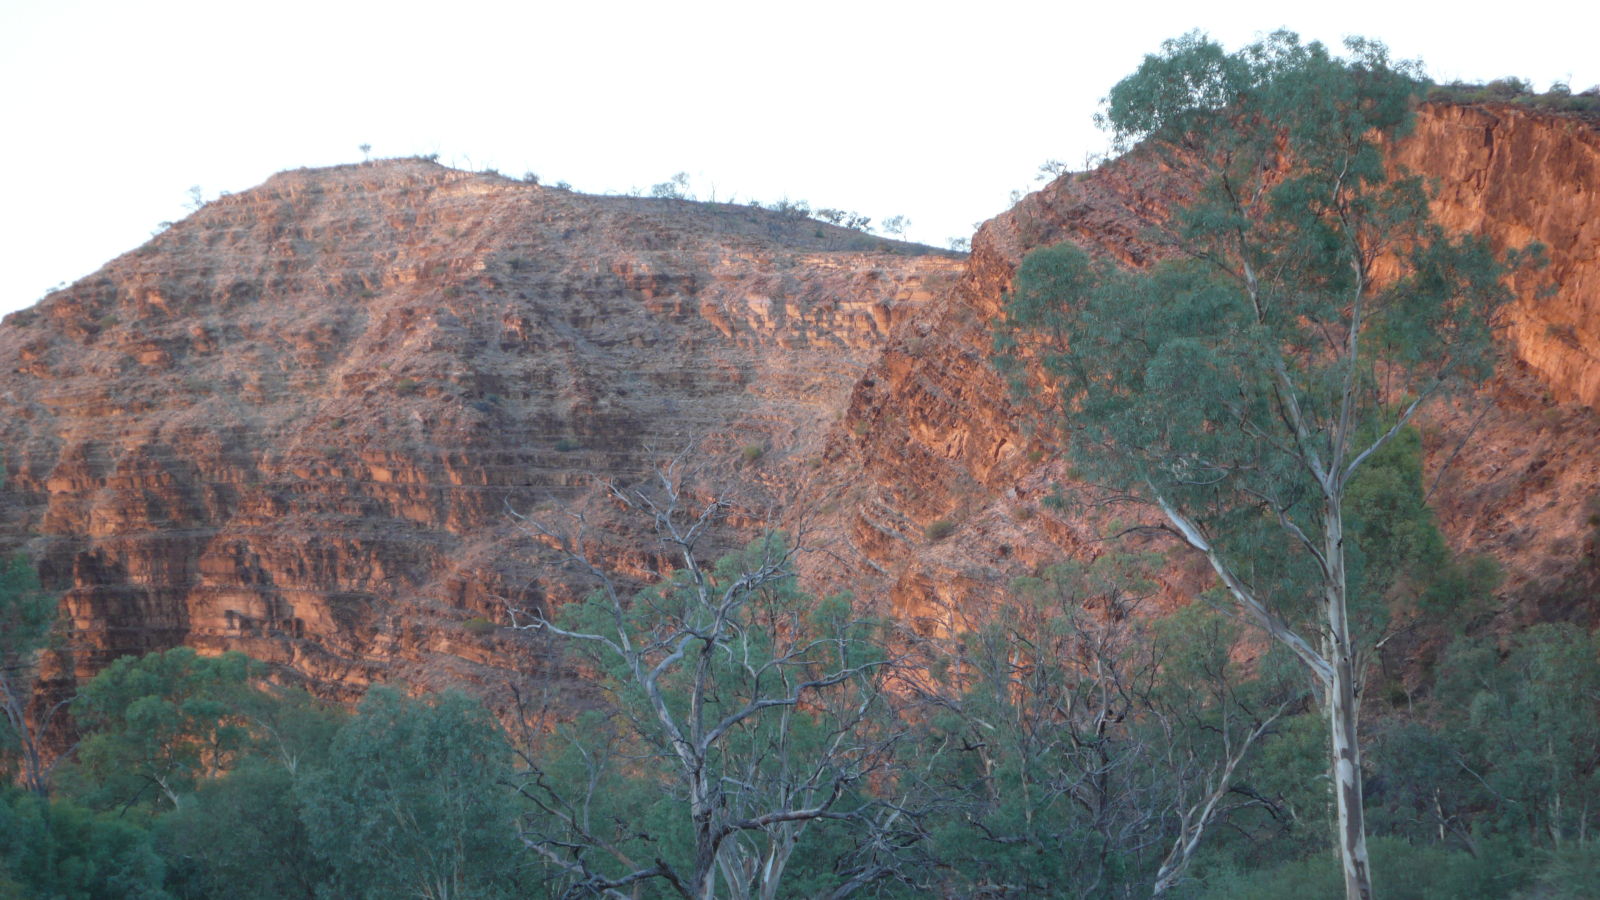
[741,444,765,464]
[554,438,581,453]
[393,378,420,395]
[925,519,956,542]
[1483,76,1533,100]
[462,617,494,636]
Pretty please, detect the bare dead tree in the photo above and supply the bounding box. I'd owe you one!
[0,661,75,797]
[904,558,1301,897]
[505,457,912,899]
[1147,608,1301,895]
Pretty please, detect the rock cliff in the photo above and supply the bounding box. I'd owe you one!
[4,101,1597,711]
[0,160,960,701]
[807,101,1600,632]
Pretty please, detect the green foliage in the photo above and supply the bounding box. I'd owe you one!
[922,561,1155,892]
[1341,423,1500,626]
[13,637,342,894]
[1001,33,1514,525]
[151,686,341,899]
[650,171,692,200]
[553,437,581,452]
[21,635,547,898]
[1214,707,1332,863]
[156,759,330,900]
[65,648,260,814]
[1361,624,1600,898]
[1344,427,1445,591]
[740,443,764,464]
[919,559,1303,896]
[1429,625,1600,846]
[298,688,522,899]
[0,553,51,789]
[1196,836,1531,900]
[813,208,873,232]
[1416,552,1501,622]
[0,788,170,899]
[1426,79,1600,114]
[923,518,955,541]
[995,33,1530,896]
[0,555,49,659]
[1526,843,1600,899]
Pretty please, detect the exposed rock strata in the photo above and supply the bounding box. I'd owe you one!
[806,102,1600,632]
[3,101,1598,713]
[0,160,960,702]
[1397,103,1600,409]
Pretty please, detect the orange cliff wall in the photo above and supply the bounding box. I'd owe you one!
[0,159,962,705]
[801,102,1600,632]
[1396,103,1600,409]
[4,102,1598,715]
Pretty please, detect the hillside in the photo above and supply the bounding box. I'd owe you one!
[0,160,960,703]
[2,101,1598,712]
[803,100,1600,639]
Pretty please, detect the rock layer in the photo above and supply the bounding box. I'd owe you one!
[806,102,1600,632]
[3,102,1598,711]
[0,160,960,700]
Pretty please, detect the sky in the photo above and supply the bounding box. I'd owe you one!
[2,0,1596,317]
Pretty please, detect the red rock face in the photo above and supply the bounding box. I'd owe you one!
[0,160,961,702]
[806,102,1600,632]
[1396,103,1600,408]
[4,103,1598,713]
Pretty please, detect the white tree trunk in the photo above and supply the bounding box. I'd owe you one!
[1324,508,1375,900]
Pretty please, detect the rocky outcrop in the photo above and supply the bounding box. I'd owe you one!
[1397,103,1600,409]
[4,101,1598,714]
[0,160,961,701]
[807,102,1600,632]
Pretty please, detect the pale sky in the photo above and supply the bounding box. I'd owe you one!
[2,0,1595,317]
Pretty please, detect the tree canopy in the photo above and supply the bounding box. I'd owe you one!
[998,30,1524,900]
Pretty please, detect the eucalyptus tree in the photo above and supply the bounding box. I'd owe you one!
[297,688,523,900]
[67,648,259,813]
[997,32,1521,899]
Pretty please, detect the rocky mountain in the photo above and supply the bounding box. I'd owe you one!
[0,160,960,703]
[3,101,1597,710]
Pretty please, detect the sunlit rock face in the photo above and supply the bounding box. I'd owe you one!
[1395,103,1600,408]
[3,102,1598,712]
[0,159,961,702]
[802,102,1600,633]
